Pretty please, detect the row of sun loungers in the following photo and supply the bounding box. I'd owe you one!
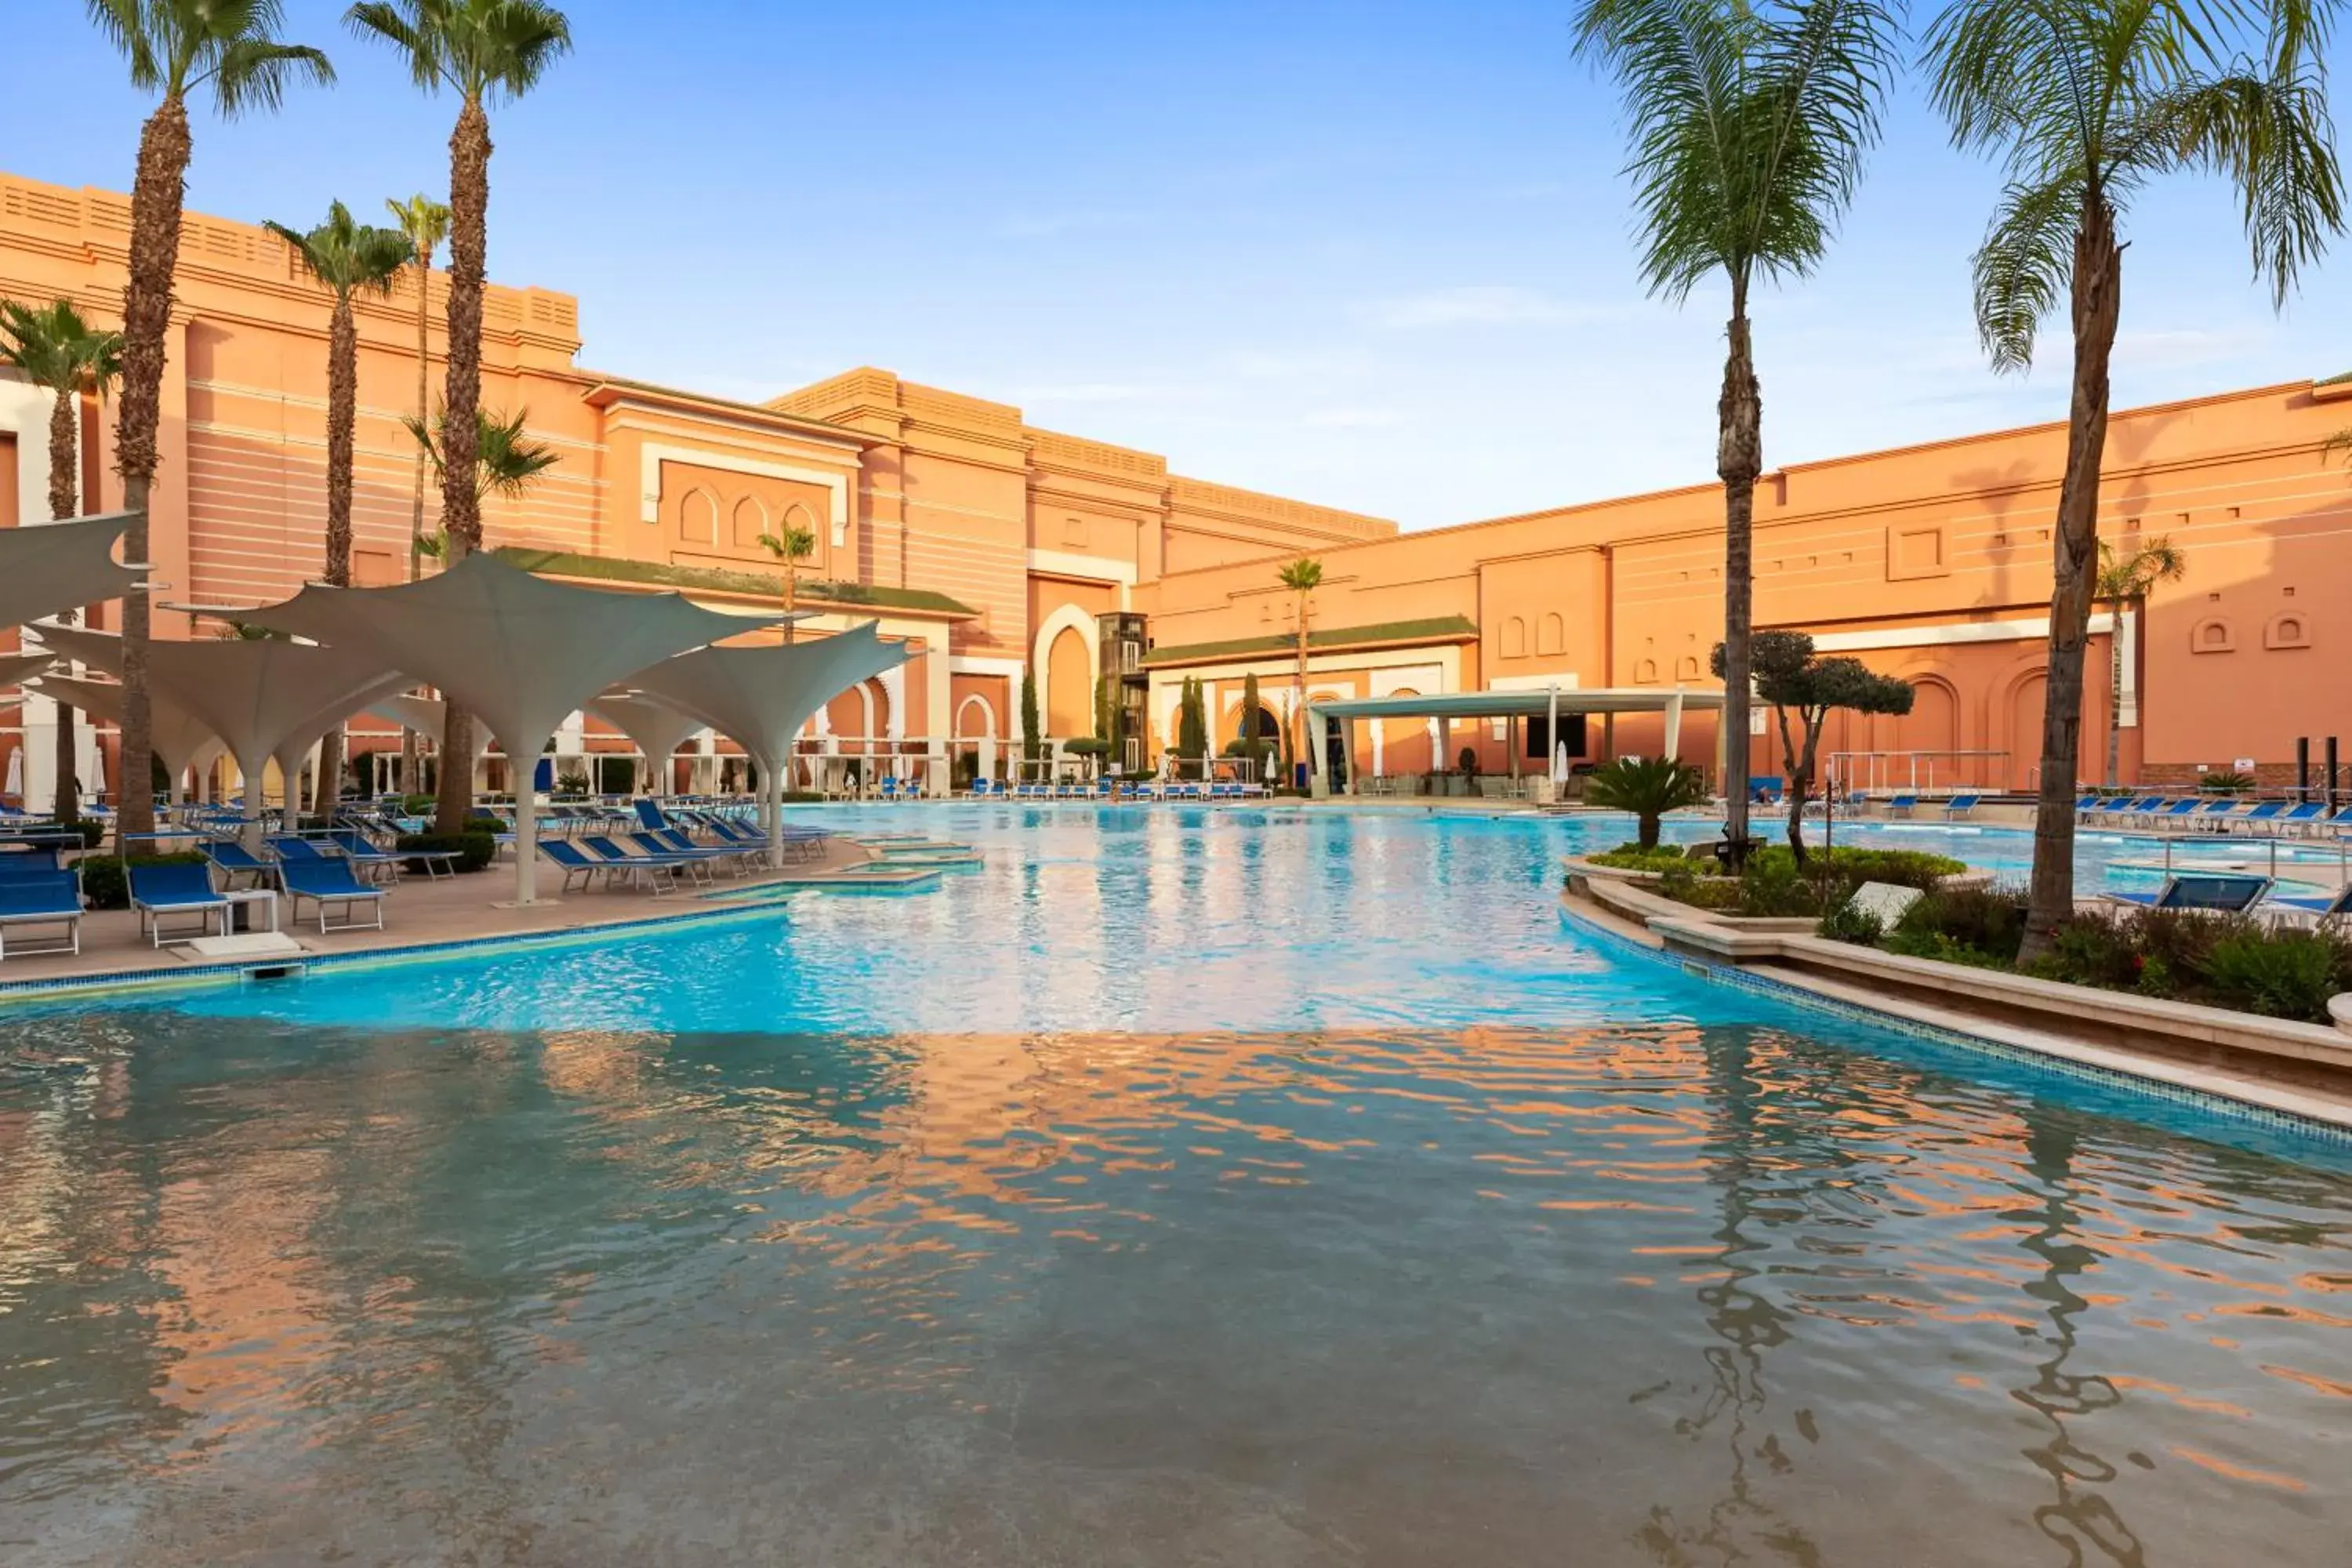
[964,779,1269,802]
[2102,873,2352,924]
[2077,795,2352,836]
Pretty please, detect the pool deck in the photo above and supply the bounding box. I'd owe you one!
[0,836,902,997]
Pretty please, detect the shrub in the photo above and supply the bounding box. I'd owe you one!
[398,793,437,815]
[1063,738,1111,758]
[2198,770,2255,794]
[2030,911,2142,991]
[395,832,497,874]
[1889,885,2029,965]
[1738,853,1820,916]
[1588,840,1695,873]
[75,852,209,911]
[65,817,110,849]
[1746,844,1965,892]
[2195,925,2344,1022]
[1583,756,1711,849]
[1819,898,1884,946]
[1653,860,1742,911]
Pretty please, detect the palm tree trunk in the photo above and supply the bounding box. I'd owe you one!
[1718,287,1761,859]
[2020,192,2123,965]
[402,250,431,790]
[317,293,360,822]
[434,93,492,838]
[1294,608,1309,789]
[46,390,81,823]
[113,93,193,842]
[2103,600,2125,787]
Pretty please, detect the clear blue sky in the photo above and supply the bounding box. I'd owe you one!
[5,1,2347,528]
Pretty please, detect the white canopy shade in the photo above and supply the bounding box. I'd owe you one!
[0,651,56,688]
[0,512,140,632]
[32,672,228,803]
[589,694,706,798]
[365,694,499,758]
[233,552,765,902]
[30,620,402,833]
[629,623,906,865]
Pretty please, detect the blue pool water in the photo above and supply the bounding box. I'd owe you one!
[2,806,2347,1565]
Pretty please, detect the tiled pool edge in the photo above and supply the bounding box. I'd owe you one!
[1560,902,2352,1149]
[0,894,809,1008]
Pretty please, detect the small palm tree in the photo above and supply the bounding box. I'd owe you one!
[1277,557,1322,784]
[405,404,559,518]
[1584,756,1711,849]
[1575,0,1902,859]
[265,201,412,820]
[88,0,334,840]
[385,193,452,580]
[754,524,817,643]
[2094,537,2188,788]
[1924,0,2344,960]
[1,298,123,822]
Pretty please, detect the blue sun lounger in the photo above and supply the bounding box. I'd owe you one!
[2266,883,2352,922]
[1941,793,1982,819]
[280,857,387,934]
[129,861,230,946]
[578,834,698,893]
[538,837,613,894]
[0,870,82,959]
[205,839,280,890]
[2103,873,2272,913]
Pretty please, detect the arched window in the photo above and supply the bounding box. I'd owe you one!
[2264,613,2311,650]
[1635,657,1659,683]
[731,495,768,548]
[1537,612,1565,656]
[677,487,719,545]
[1499,616,1527,658]
[2190,617,2236,654]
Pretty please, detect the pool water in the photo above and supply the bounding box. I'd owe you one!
[2,807,2346,1566]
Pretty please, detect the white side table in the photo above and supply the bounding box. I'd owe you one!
[221,888,280,935]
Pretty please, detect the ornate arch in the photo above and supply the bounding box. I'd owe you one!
[1029,603,1101,736]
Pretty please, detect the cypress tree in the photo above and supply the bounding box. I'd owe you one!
[1021,666,1042,763]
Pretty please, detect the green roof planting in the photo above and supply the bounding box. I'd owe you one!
[492,548,976,616]
[1140,615,1479,668]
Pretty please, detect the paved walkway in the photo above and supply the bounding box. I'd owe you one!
[0,837,883,993]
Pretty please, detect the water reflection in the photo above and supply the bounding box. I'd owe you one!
[1,1013,2347,1566]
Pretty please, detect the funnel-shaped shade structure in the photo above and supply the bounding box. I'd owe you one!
[233,553,765,902]
[31,620,402,831]
[0,513,140,632]
[34,672,227,800]
[588,694,707,797]
[629,623,906,864]
[0,651,56,688]
[365,695,498,758]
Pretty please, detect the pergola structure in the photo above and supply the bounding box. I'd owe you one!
[1302,686,1726,797]
[629,622,906,866]
[237,553,766,904]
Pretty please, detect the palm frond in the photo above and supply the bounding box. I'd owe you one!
[268,201,417,298]
[0,297,123,396]
[1970,172,2080,372]
[347,0,572,101]
[83,0,162,89]
[205,38,336,118]
[2153,64,2345,304]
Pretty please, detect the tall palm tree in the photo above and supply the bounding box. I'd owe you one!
[0,299,123,822]
[347,0,572,834]
[405,403,561,515]
[1925,0,2344,960]
[754,524,817,643]
[87,0,332,840]
[1277,557,1322,787]
[264,201,413,818]
[385,192,450,793]
[1574,0,1901,862]
[2093,536,2187,788]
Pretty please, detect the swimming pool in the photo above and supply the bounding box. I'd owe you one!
[2,807,2346,1564]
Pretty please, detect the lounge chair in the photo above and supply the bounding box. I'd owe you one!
[0,869,82,959]
[129,861,230,946]
[2221,800,2285,834]
[967,778,1001,800]
[577,834,697,893]
[1942,794,1982,820]
[2276,801,2328,835]
[205,839,280,891]
[2103,873,2273,914]
[326,829,406,884]
[0,847,63,877]
[2189,798,2246,832]
[2140,797,2198,827]
[2265,883,2352,923]
[641,827,748,877]
[1884,793,1918,818]
[280,857,387,934]
[632,798,672,833]
[537,837,613,894]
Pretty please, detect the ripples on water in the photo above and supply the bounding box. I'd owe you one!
[3,1009,2347,1566]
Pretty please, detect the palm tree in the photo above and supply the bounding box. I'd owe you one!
[1584,756,1711,849]
[406,403,560,514]
[88,0,333,841]
[753,524,817,643]
[1574,0,1902,862]
[264,201,412,818]
[384,192,450,794]
[1277,557,1322,787]
[1925,0,2343,961]
[0,299,123,822]
[2093,537,2187,788]
[347,0,571,834]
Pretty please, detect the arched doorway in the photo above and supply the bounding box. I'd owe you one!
[955,693,999,785]
[1046,626,1091,738]
[2007,672,2048,792]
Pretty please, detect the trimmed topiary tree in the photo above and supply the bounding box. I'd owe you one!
[1712,630,1913,864]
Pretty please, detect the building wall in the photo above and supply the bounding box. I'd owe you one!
[4,162,2347,799]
